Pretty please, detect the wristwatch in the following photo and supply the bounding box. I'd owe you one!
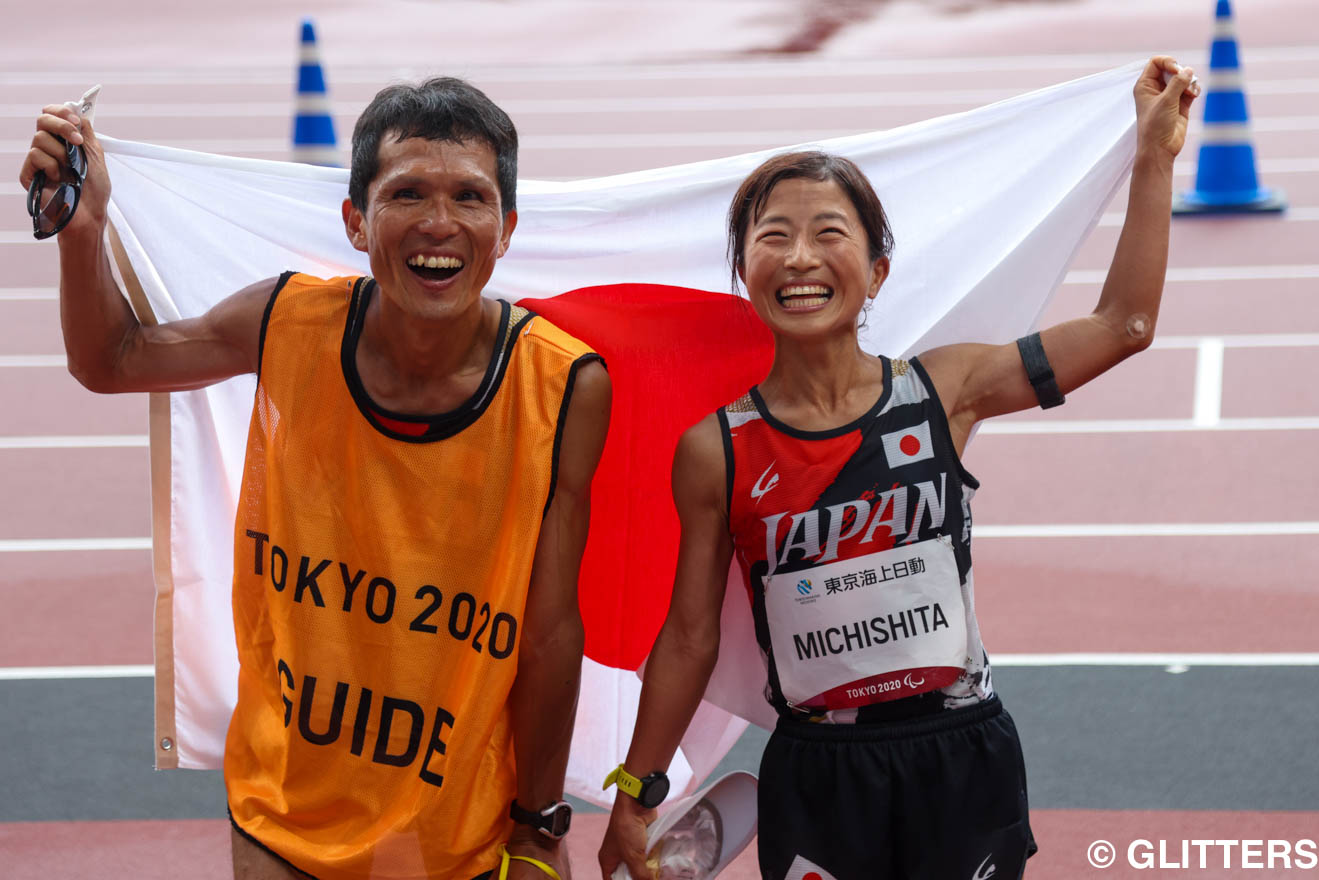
[509,799,573,840]
[602,764,670,809]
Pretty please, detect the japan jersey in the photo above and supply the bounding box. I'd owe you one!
[719,356,992,723]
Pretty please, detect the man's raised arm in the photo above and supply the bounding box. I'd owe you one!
[20,104,271,394]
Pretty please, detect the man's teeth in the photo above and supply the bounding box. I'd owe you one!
[407,255,464,269]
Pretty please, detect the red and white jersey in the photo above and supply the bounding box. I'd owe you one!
[719,356,992,723]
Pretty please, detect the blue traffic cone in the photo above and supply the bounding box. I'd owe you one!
[293,19,339,166]
[1173,0,1285,214]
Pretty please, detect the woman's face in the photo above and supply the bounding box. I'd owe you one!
[739,176,888,343]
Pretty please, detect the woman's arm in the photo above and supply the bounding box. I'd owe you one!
[921,56,1200,452]
[597,413,734,880]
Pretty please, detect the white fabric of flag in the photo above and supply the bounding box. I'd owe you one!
[99,62,1141,807]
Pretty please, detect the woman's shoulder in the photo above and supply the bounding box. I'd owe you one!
[677,411,725,461]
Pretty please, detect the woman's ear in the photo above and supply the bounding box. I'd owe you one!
[868,256,890,298]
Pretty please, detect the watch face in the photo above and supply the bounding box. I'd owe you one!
[640,773,670,809]
[546,802,572,838]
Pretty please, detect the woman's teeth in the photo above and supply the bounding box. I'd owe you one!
[778,284,832,309]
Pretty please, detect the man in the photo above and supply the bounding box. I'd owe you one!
[21,77,608,880]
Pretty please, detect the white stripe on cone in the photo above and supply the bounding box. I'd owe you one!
[290,146,341,164]
[1200,123,1255,144]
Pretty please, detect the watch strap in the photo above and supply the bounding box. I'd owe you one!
[601,764,644,799]
[508,799,571,839]
[508,800,543,826]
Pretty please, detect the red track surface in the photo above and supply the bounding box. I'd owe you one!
[6,811,1319,880]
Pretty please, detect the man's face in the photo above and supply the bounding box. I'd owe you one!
[343,134,516,324]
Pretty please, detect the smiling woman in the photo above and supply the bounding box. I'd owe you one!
[600,55,1200,880]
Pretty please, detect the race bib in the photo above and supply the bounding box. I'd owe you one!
[764,536,967,710]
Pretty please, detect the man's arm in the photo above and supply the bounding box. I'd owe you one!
[506,359,611,878]
[920,56,1199,452]
[598,413,734,880]
[20,104,270,393]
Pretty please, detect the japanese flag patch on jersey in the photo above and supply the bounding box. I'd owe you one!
[880,421,934,468]
[784,855,839,880]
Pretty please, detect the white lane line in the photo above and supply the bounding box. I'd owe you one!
[7,45,1319,85]
[1170,157,1319,178]
[4,654,1315,681]
[0,435,147,449]
[8,419,1318,448]
[11,98,1319,122]
[0,90,1137,116]
[10,94,1319,121]
[0,355,64,367]
[994,653,1319,667]
[0,538,151,552]
[980,417,1319,434]
[9,524,1318,551]
[1152,333,1319,349]
[6,134,1319,160]
[977,522,1319,538]
[1192,337,1226,427]
[1065,264,1319,284]
[0,665,154,680]
[1101,206,1319,226]
[0,286,56,299]
[7,421,1317,446]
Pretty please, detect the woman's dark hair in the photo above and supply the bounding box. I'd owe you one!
[348,77,518,214]
[727,151,894,293]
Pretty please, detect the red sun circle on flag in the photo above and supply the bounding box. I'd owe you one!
[523,282,776,671]
[900,434,921,456]
[804,874,823,880]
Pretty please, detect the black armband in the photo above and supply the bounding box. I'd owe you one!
[1016,332,1065,410]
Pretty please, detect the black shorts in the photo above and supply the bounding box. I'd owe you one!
[757,696,1037,880]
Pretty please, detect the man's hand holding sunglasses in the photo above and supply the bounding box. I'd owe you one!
[20,104,109,241]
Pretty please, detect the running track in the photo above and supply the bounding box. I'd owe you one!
[2,0,1317,877]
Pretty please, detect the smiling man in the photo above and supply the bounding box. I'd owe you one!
[20,77,609,880]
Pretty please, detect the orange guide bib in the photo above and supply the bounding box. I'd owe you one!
[225,273,596,880]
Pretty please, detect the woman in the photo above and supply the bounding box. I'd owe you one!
[598,57,1198,880]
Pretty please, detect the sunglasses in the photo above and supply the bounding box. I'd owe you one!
[27,136,88,240]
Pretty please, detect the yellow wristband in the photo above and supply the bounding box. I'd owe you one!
[497,844,562,880]
[602,763,644,799]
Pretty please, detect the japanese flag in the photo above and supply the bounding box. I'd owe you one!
[98,62,1142,806]
[784,855,840,880]
[880,421,935,469]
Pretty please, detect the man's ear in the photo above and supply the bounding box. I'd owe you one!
[868,256,890,299]
[343,198,368,253]
[496,209,518,258]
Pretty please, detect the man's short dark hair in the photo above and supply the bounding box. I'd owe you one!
[348,77,518,215]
